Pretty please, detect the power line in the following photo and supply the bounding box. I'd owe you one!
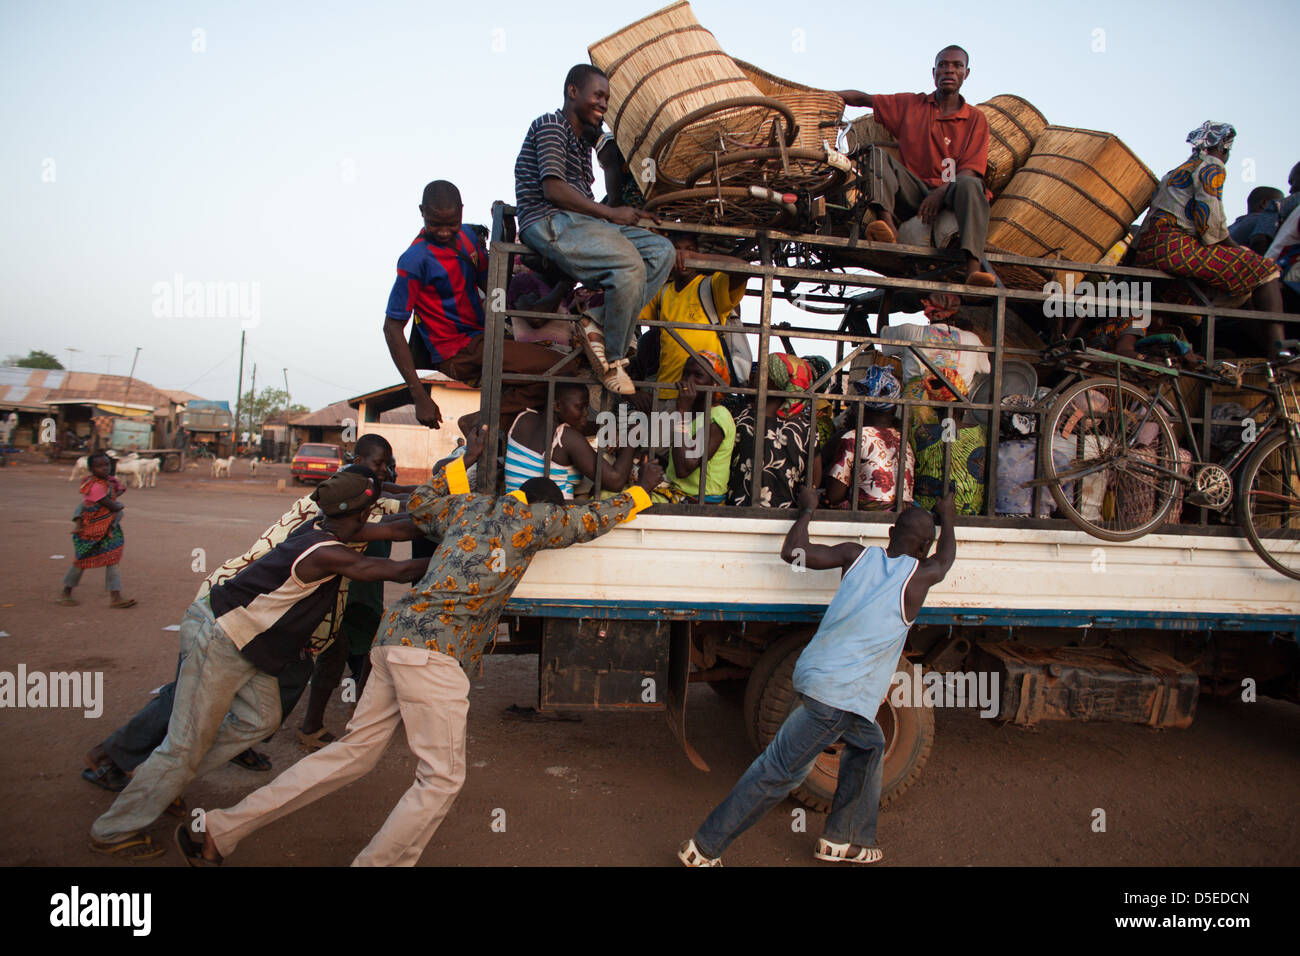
[178,349,238,392]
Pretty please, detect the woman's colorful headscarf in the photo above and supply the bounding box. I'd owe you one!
[922,366,968,403]
[767,353,812,418]
[1187,121,1236,153]
[921,293,962,323]
[693,350,730,386]
[851,365,901,415]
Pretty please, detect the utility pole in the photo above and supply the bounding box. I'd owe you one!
[234,330,246,447]
[283,369,292,458]
[121,346,142,407]
[64,347,81,371]
[248,363,256,437]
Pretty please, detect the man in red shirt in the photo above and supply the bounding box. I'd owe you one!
[839,46,995,287]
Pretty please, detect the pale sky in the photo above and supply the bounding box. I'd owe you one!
[2,0,1295,410]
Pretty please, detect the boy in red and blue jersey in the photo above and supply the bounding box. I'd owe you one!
[383,180,580,432]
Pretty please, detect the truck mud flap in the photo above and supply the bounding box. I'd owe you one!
[974,642,1198,729]
[540,618,669,712]
[667,622,709,772]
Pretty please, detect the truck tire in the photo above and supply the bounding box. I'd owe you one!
[743,630,934,811]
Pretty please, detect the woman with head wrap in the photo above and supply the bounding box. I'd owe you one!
[824,366,915,510]
[654,351,736,504]
[1132,121,1286,357]
[877,293,989,423]
[727,354,819,507]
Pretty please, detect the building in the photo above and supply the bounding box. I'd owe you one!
[0,366,197,451]
[289,400,355,451]
[348,373,479,482]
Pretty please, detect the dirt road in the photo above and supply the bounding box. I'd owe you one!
[1,461,1297,866]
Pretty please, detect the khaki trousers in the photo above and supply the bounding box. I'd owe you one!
[205,645,470,867]
[863,146,990,261]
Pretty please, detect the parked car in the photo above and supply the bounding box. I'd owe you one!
[290,442,342,484]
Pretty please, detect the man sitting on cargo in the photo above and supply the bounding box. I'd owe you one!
[679,487,956,866]
[837,46,996,287]
[384,179,582,433]
[514,64,677,396]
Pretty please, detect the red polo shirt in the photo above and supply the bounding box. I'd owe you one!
[871,92,992,200]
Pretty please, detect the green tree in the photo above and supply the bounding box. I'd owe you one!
[237,386,310,427]
[7,349,64,369]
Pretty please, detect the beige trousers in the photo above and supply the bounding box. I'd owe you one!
[205,645,469,867]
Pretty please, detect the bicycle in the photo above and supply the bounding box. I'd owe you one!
[1033,337,1300,580]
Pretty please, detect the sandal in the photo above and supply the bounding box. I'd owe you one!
[81,763,129,793]
[58,596,79,607]
[814,837,884,864]
[677,838,723,867]
[174,824,221,867]
[296,727,338,751]
[865,220,898,243]
[110,598,138,609]
[164,796,188,820]
[578,317,610,373]
[600,359,635,397]
[228,748,272,772]
[965,271,996,288]
[89,833,166,861]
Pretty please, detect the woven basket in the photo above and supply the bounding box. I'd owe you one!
[977,95,1047,194]
[734,59,844,151]
[589,2,792,188]
[987,126,1157,268]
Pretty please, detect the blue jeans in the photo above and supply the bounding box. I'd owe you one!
[694,695,886,859]
[520,211,675,360]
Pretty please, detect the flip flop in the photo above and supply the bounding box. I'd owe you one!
[110,598,138,609]
[296,728,338,751]
[965,271,997,288]
[89,833,166,861]
[58,596,79,607]
[164,796,188,820]
[81,763,129,793]
[228,748,272,772]
[174,825,221,867]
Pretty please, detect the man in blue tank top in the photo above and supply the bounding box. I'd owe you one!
[680,486,956,866]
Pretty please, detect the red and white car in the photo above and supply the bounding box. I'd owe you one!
[290,443,343,484]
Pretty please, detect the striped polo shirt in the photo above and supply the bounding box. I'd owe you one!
[208,527,348,675]
[514,109,596,232]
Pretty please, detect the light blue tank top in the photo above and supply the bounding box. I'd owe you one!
[792,546,919,719]
[504,409,581,499]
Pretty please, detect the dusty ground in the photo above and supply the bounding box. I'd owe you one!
[1,459,1297,867]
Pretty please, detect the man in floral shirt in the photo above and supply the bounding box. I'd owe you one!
[183,432,661,867]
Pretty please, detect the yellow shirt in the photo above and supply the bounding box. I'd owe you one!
[640,272,746,399]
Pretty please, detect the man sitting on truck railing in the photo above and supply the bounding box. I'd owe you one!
[513,64,677,396]
[384,179,583,433]
[837,45,997,288]
[680,487,957,866]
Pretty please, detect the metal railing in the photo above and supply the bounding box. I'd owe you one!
[478,201,1290,531]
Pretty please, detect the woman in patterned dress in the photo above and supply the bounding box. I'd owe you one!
[1133,121,1286,356]
[824,366,915,510]
[728,354,819,508]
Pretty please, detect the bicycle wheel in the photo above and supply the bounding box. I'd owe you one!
[1039,377,1181,541]
[682,147,851,194]
[1236,429,1300,580]
[643,186,796,229]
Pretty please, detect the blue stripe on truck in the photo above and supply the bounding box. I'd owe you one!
[502,598,1300,635]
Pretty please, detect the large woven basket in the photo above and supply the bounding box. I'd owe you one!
[589,2,794,188]
[987,126,1157,268]
[734,59,844,151]
[977,95,1047,194]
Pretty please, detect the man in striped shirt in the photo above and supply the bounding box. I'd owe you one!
[88,466,430,861]
[514,64,676,396]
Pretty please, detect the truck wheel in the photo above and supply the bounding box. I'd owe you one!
[743,630,934,810]
[707,678,747,701]
[163,455,182,473]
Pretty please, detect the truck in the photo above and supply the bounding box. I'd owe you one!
[179,399,234,459]
[461,203,1299,811]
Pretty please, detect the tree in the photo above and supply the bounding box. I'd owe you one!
[238,386,310,427]
[7,349,64,369]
